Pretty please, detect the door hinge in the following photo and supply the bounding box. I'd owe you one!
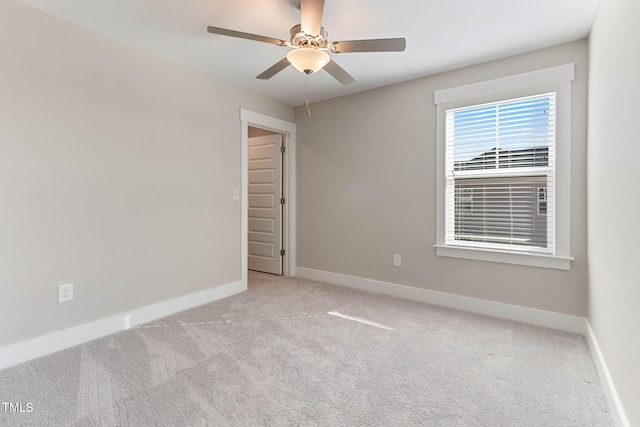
[280,197,285,205]
[280,249,285,256]
[281,145,285,154]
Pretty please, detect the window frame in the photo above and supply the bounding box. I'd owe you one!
[434,64,574,270]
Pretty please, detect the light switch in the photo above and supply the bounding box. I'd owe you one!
[232,189,240,201]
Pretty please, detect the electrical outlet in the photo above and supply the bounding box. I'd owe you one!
[58,283,73,303]
[393,254,402,267]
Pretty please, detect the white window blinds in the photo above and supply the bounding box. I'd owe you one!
[444,93,556,254]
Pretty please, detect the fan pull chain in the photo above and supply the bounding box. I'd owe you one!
[304,74,311,117]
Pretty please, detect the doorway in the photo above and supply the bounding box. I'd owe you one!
[240,109,296,286]
[248,127,283,275]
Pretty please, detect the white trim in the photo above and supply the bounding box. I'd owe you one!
[434,245,573,270]
[434,63,575,105]
[0,280,244,371]
[240,109,297,277]
[586,323,630,427]
[295,267,586,334]
[297,266,627,425]
[554,80,572,261]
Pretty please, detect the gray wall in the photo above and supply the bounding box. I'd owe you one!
[0,0,293,347]
[296,39,588,316]
[588,0,640,424]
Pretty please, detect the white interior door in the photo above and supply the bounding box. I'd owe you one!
[248,134,283,274]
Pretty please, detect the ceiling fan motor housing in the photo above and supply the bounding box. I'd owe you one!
[290,24,328,48]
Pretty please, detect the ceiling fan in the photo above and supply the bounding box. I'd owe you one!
[206,0,406,86]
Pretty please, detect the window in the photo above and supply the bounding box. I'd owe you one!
[537,187,548,215]
[434,64,574,270]
[446,93,555,252]
[457,188,475,214]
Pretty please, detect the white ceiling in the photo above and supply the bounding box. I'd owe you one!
[16,0,599,106]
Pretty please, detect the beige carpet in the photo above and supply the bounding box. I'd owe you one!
[0,272,612,426]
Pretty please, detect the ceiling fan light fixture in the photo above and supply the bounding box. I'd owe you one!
[286,47,330,74]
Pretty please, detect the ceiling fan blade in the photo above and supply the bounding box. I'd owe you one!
[300,0,325,35]
[324,60,355,85]
[256,58,291,80]
[207,26,287,46]
[331,38,406,53]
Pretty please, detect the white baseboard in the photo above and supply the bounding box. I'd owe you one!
[0,280,246,371]
[586,324,630,427]
[1,269,629,427]
[296,267,629,426]
[296,267,587,334]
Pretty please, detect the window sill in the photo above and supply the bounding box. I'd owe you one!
[434,245,573,270]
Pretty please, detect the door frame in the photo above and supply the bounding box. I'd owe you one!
[240,109,296,286]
